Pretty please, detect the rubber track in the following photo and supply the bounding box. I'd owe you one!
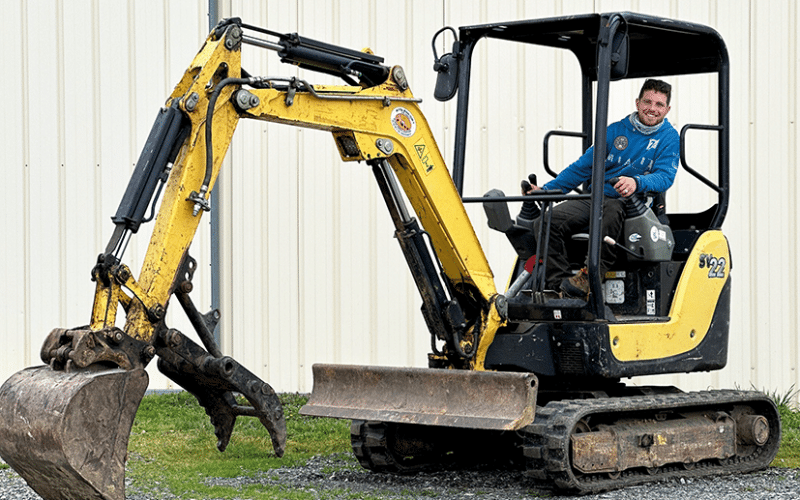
[522,390,782,493]
[350,420,427,473]
[350,391,781,493]
[350,421,395,472]
[350,420,515,473]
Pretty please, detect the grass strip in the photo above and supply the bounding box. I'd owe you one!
[773,403,800,468]
[127,392,351,499]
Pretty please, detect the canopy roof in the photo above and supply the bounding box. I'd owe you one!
[458,12,727,80]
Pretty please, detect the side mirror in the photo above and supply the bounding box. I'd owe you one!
[434,53,459,101]
[432,27,460,101]
[609,30,629,80]
[597,16,630,81]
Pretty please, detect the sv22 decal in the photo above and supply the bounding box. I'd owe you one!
[699,253,726,279]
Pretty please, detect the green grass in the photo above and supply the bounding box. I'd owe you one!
[773,402,800,468]
[760,385,800,468]
[126,392,351,499]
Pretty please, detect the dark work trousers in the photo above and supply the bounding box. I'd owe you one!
[535,197,626,290]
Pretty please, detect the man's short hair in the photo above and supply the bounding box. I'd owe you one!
[639,79,672,105]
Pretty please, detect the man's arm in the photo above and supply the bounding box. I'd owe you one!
[631,131,680,194]
[541,145,595,192]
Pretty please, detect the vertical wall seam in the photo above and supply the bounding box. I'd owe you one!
[260,0,271,382]
[56,0,67,325]
[748,0,758,386]
[331,0,342,364]
[788,0,798,392]
[21,0,31,365]
[127,0,138,260]
[93,0,103,253]
[164,2,170,101]
[296,0,306,391]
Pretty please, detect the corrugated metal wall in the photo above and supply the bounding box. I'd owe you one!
[3,0,211,390]
[4,0,799,399]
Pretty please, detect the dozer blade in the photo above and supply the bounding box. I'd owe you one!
[0,365,148,500]
[300,364,537,430]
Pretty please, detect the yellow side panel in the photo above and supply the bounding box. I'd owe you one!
[608,230,730,362]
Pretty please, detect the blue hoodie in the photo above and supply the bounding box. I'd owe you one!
[542,113,679,197]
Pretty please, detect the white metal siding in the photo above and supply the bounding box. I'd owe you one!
[3,0,799,400]
[3,0,210,390]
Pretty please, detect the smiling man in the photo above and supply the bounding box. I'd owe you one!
[526,78,679,299]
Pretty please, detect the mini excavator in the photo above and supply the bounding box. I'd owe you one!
[0,12,780,500]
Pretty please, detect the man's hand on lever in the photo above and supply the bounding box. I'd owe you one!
[613,176,637,198]
[521,173,540,195]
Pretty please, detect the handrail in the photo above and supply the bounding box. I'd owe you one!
[543,130,588,179]
[679,124,724,194]
[461,192,590,204]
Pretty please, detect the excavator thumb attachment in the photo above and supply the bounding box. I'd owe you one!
[0,365,148,500]
[154,328,287,456]
[301,364,538,431]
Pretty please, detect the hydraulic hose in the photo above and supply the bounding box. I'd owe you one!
[201,76,253,204]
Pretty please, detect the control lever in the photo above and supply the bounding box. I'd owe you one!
[609,176,649,218]
[604,235,644,259]
[520,173,537,193]
[519,174,540,222]
[606,177,674,261]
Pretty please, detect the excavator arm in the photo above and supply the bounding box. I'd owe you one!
[240,81,506,363]
[0,18,535,500]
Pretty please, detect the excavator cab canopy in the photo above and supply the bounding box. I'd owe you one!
[437,11,730,317]
[457,13,727,80]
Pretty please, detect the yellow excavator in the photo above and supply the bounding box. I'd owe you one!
[0,12,781,500]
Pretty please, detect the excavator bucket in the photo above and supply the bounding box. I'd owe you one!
[300,364,538,430]
[0,365,148,500]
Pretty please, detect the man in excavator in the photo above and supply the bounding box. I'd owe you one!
[525,78,679,298]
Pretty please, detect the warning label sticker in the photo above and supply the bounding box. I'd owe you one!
[414,139,435,173]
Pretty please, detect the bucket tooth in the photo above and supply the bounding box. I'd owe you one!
[0,365,148,500]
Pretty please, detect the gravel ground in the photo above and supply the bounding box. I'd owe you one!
[2,454,799,500]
